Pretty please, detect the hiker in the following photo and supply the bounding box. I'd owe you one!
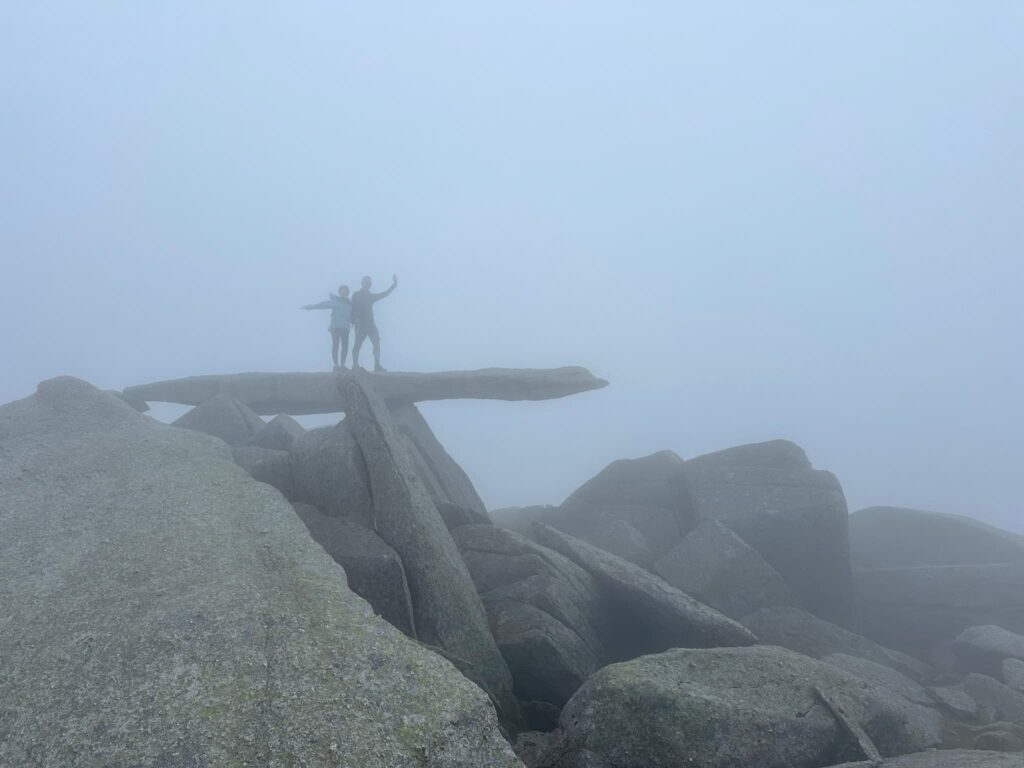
[301,285,352,370]
[351,273,398,372]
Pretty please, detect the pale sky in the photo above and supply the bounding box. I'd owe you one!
[2,3,1022,532]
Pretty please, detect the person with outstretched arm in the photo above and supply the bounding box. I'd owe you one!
[301,285,352,370]
[351,273,397,372]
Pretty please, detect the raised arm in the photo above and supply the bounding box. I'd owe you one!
[372,274,398,303]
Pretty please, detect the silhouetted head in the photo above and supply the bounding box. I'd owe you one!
[338,285,350,298]
[361,275,372,290]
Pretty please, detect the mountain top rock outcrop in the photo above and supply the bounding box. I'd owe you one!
[0,377,520,767]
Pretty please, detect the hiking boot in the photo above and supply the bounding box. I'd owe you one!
[374,364,387,372]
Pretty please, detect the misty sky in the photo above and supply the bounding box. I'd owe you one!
[2,4,1022,532]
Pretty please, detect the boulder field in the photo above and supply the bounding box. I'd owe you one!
[3,368,1023,766]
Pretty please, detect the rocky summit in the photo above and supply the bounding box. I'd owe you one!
[2,367,1023,766]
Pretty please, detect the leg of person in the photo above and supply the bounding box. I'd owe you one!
[339,327,350,368]
[369,325,384,371]
[352,325,367,368]
[330,329,341,369]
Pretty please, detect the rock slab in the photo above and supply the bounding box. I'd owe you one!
[534,523,757,657]
[653,518,795,619]
[0,377,520,767]
[338,374,522,728]
[124,367,609,414]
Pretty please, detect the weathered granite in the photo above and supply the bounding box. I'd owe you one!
[540,646,932,768]
[292,502,416,637]
[338,374,522,729]
[123,367,608,414]
[534,523,757,656]
[0,377,521,767]
[683,440,854,625]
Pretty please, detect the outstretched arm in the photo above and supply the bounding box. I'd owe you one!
[302,300,334,310]
[372,274,398,302]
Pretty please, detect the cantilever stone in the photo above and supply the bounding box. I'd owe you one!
[122,367,608,415]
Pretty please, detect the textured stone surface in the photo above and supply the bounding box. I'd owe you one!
[172,392,266,446]
[232,445,295,499]
[585,519,655,567]
[124,367,609,414]
[1002,657,1024,693]
[540,646,931,768]
[928,685,979,719]
[742,606,930,681]
[823,654,942,747]
[683,439,854,625]
[249,413,305,450]
[338,375,521,729]
[391,401,488,515]
[653,518,795,619]
[544,450,696,561]
[534,523,757,656]
[831,751,1024,768]
[292,502,415,637]
[453,524,606,709]
[288,422,374,525]
[953,625,1024,675]
[0,377,521,768]
[849,506,1024,569]
[854,564,1024,652]
[964,673,1024,724]
[437,501,493,531]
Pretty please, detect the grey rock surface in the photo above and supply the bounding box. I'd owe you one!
[953,625,1024,675]
[391,401,488,515]
[653,518,795,619]
[534,523,757,655]
[172,392,266,446]
[964,673,1024,724]
[288,422,374,525]
[683,439,854,624]
[437,501,493,531]
[513,731,552,768]
[849,506,1024,569]
[830,750,1024,768]
[544,450,696,562]
[338,374,522,729]
[1002,657,1024,693]
[124,366,609,414]
[823,654,943,747]
[928,685,979,719]
[232,445,295,499]
[854,563,1024,652]
[453,524,607,709]
[540,646,931,768]
[584,519,655,567]
[0,377,521,768]
[249,412,305,450]
[292,502,416,636]
[743,606,930,681]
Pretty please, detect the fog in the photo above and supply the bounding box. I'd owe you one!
[2,4,1021,532]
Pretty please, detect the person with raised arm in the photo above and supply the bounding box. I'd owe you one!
[351,273,398,372]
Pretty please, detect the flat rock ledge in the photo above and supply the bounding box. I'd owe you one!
[122,367,609,414]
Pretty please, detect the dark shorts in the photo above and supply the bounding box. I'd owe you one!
[354,324,380,343]
[329,326,350,336]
